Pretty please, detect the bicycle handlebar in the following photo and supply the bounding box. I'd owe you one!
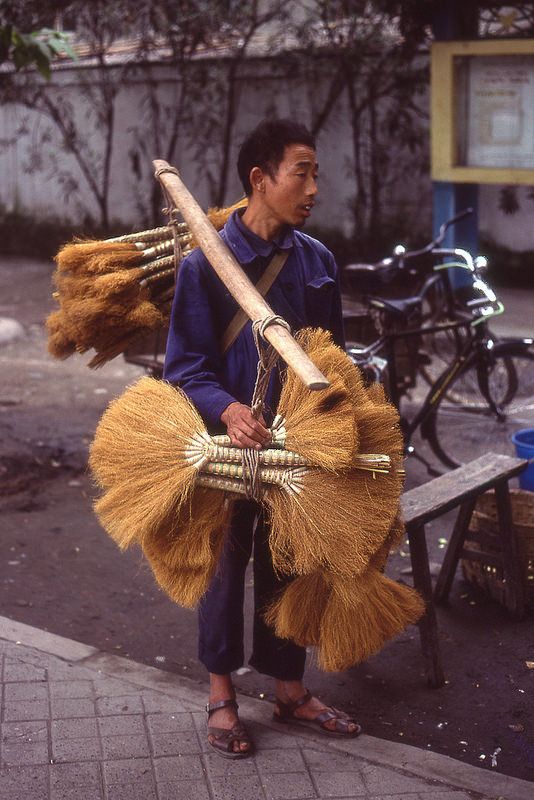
[396,208,474,261]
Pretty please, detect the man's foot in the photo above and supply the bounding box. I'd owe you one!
[274,682,361,737]
[206,697,254,758]
[207,675,253,756]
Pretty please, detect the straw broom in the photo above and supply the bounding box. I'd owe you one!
[47,198,247,367]
[264,559,424,671]
[267,327,404,577]
[316,569,425,671]
[89,370,361,551]
[142,487,233,608]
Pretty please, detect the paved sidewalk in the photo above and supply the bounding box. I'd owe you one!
[0,617,531,800]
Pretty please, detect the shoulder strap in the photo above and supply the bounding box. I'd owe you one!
[221,250,289,355]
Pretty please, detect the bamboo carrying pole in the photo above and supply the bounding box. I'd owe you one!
[153,159,329,391]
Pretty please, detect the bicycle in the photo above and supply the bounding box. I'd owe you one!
[343,214,534,470]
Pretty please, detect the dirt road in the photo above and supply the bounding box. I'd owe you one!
[1,256,532,781]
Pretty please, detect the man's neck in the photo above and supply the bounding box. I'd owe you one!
[241,201,285,242]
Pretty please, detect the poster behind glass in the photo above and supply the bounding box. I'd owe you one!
[455,55,534,169]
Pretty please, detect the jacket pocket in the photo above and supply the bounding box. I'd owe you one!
[305,276,336,328]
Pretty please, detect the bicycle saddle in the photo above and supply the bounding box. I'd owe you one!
[367,295,422,319]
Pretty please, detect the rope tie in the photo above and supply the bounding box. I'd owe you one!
[250,314,290,418]
[158,167,184,282]
[240,314,290,501]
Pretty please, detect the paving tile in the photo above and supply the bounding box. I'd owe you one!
[49,680,94,699]
[50,761,104,798]
[0,764,49,800]
[153,753,205,781]
[102,757,154,784]
[1,720,48,743]
[151,729,202,756]
[157,779,211,800]
[361,764,436,795]
[93,678,142,697]
[51,697,97,719]
[255,746,307,773]
[303,747,362,772]
[204,750,258,776]
[3,660,46,683]
[209,774,266,800]
[249,724,300,749]
[418,793,473,800]
[101,733,150,759]
[262,771,316,800]
[3,699,50,722]
[52,788,104,800]
[366,795,421,800]
[1,740,49,766]
[52,717,98,740]
[97,714,145,737]
[141,690,188,713]
[105,780,157,800]
[52,736,102,762]
[50,760,101,787]
[3,682,48,702]
[313,770,367,797]
[96,695,144,716]
[146,711,196,733]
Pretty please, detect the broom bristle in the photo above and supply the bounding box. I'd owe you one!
[278,372,357,471]
[91,269,144,298]
[142,488,232,608]
[89,377,205,548]
[370,509,405,572]
[45,310,77,359]
[267,463,403,578]
[56,240,137,274]
[263,572,330,646]
[201,198,248,241]
[317,570,425,671]
[297,328,370,405]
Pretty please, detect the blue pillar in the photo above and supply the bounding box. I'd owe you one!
[432,1,480,284]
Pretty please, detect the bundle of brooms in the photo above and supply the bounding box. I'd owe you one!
[46,198,247,368]
[89,327,424,671]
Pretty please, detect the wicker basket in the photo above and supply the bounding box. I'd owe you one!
[461,489,534,608]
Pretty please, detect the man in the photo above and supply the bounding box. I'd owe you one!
[164,119,360,758]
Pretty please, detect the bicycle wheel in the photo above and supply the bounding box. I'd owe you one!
[426,348,534,469]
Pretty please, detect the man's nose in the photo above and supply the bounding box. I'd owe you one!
[307,177,318,196]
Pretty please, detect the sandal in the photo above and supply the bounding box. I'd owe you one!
[273,690,362,738]
[206,698,254,759]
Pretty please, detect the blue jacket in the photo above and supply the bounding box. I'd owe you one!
[163,210,345,431]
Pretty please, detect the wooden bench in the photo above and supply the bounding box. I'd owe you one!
[400,453,528,689]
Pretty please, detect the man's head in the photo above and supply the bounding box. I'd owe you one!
[237,119,318,228]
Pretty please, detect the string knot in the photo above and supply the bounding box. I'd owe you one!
[250,314,290,419]
[240,447,262,501]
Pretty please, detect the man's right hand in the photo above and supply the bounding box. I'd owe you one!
[220,402,271,450]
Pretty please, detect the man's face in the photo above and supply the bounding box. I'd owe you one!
[260,143,318,228]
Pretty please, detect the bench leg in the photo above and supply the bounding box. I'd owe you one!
[494,480,526,620]
[434,497,477,605]
[407,523,445,689]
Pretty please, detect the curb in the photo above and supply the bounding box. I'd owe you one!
[0,615,531,799]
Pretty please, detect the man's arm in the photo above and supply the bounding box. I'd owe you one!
[163,254,270,448]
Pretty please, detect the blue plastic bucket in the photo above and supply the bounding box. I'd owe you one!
[511,429,534,491]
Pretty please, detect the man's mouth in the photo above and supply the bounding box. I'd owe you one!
[301,204,314,215]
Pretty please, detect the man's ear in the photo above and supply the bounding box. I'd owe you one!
[249,166,266,194]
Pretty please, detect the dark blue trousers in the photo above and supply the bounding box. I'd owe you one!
[198,499,307,680]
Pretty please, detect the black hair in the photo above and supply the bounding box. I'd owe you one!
[237,118,316,196]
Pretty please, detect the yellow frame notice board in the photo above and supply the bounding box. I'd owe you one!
[431,39,534,184]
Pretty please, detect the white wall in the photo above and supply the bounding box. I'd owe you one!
[0,58,432,249]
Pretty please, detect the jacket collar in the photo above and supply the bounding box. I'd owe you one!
[222,209,296,265]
